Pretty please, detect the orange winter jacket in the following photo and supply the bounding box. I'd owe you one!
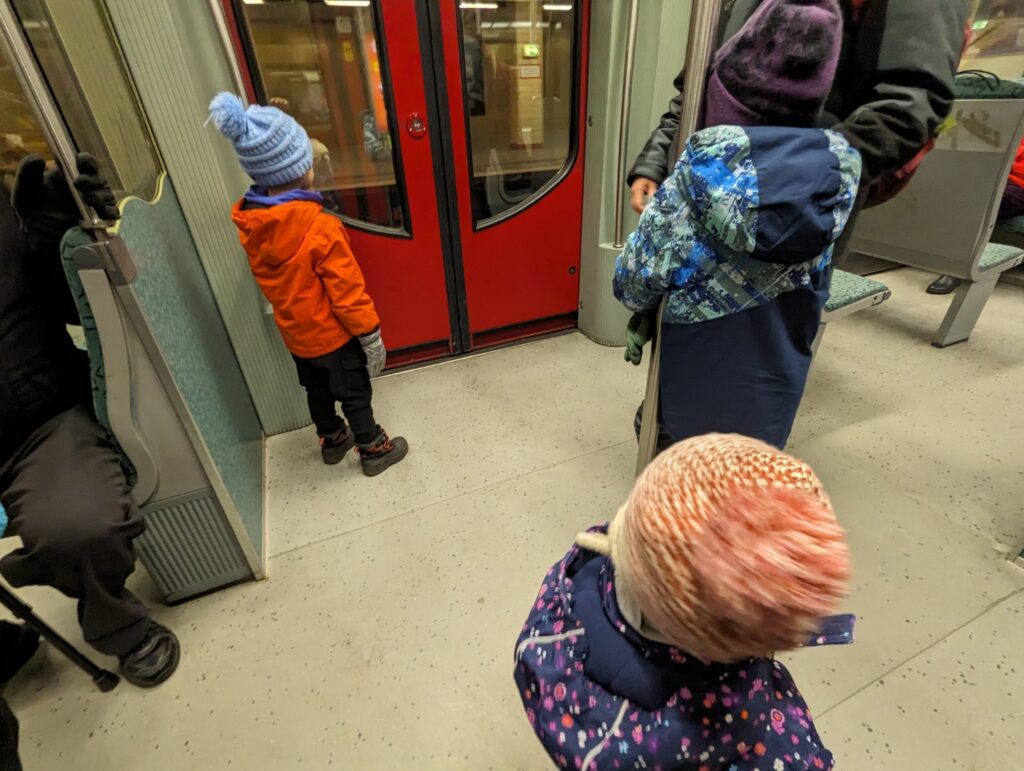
[232,200,379,359]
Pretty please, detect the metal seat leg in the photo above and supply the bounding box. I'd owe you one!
[933,277,999,348]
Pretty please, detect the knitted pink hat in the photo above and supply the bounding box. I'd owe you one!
[605,434,850,662]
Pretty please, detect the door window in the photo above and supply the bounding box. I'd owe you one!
[0,40,51,188]
[457,0,580,226]
[233,0,408,232]
[11,0,162,202]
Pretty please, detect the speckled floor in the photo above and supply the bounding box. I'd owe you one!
[4,267,1023,770]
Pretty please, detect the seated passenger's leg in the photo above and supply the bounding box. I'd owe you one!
[0,693,20,771]
[0,406,149,656]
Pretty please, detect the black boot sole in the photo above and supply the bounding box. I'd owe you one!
[119,625,181,689]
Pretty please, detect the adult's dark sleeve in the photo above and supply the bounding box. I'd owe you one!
[836,0,971,186]
[627,69,685,187]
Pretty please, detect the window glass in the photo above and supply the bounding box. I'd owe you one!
[458,0,578,225]
[0,41,51,188]
[235,0,406,232]
[962,0,1024,78]
[11,0,161,202]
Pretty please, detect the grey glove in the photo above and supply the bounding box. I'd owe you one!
[359,329,386,378]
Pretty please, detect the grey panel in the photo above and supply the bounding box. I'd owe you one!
[578,0,690,346]
[104,0,309,435]
[118,177,265,568]
[852,99,1024,281]
[137,490,252,604]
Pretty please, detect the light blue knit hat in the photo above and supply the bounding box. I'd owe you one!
[208,92,313,188]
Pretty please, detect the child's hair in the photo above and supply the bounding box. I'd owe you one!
[590,433,850,662]
[208,92,313,189]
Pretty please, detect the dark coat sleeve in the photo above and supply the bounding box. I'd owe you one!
[627,69,686,187]
[835,0,971,185]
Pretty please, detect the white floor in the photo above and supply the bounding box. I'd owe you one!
[5,267,1024,770]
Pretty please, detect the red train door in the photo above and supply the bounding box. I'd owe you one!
[432,0,589,348]
[225,0,588,363]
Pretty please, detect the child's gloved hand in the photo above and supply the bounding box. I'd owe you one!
[359,329,387,378]
[624,311,656,366]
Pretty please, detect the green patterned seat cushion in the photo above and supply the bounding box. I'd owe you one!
[995,215,1024,236]
[978,242,1024,273]
[826,269,890,313]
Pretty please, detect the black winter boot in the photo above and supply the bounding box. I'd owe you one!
[320,427,355,465]
[358,429,409,477]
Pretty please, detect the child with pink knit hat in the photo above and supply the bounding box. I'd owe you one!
[515,434,854,769]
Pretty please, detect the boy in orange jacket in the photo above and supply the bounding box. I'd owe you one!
[210,93,407,476]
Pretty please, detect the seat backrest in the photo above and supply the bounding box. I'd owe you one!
[60,228,140,491]
[850,99,1024,281]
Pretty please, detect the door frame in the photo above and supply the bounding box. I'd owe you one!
[418,0,472,353]
[221,0,589,360]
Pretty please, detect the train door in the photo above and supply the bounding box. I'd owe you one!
[225,0,588,363]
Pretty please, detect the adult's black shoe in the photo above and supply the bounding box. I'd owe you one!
[119,621,179,688]
[927,275,961,295]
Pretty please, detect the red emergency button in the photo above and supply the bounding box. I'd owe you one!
[406,112,428,139]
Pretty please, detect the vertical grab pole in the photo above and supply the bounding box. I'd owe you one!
[611,0,640,249]
[635,0,722,476]
[206,0,249,102]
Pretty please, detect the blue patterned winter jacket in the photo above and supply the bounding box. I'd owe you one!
[613,125,862,325]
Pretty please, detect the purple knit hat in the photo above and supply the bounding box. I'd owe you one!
[704,0,843,129]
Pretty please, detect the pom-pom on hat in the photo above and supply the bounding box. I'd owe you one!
[208,92,313,188]
[588,434,850,662]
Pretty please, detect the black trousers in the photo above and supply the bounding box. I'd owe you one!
[0,406,149,657]
[293,338,377,445]
[0,697,18,771]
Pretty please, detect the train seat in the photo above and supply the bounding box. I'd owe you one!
[992,216,1024,288]
[850,97,1024,348]
[812,269,892,356]
[59,227,252,603]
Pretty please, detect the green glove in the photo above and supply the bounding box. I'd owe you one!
[624,311,655,366]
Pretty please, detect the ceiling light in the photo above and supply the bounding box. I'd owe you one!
[242,0,264,5]
[325,0,371,6]
[543,3,573,10]
[461,2,499,9]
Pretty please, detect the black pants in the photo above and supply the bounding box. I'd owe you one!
[293,338,377,445]
[0,406,149,657]
[0,697,18,771]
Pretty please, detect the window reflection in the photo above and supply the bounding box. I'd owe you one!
[458,0,578,225]
[10,0,161,202]
[963,0,1024,78]
[0,43,51,188]
[236,0,406,232]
